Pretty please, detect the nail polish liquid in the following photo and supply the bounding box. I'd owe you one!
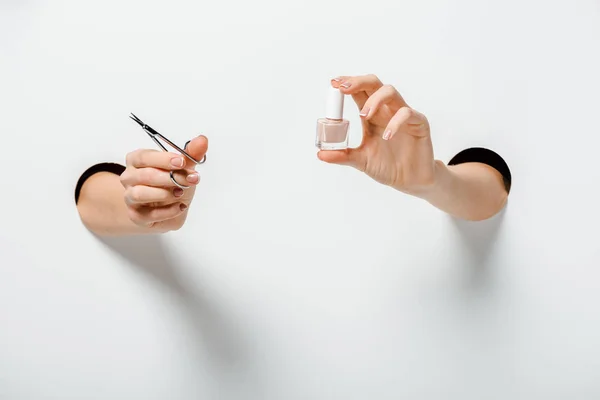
[315,87,349,150]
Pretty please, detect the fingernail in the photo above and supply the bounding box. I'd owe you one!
[359,107,370,117]
[340,82,351,88]
[331,77,342,82]
[186,173,200,183]
[383,130,392,140]
[173,188,184,197]
[180,203,188,211]
[171,157,184,167]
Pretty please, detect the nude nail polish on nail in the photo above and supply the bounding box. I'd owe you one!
[316,87,350,150]
[171,157,184,167]
[359,107,370,117]
[340,82,351,88]
[173,188,184,197]
[383,130,392,140]
[186,173,199,183]
[180,203,188,211]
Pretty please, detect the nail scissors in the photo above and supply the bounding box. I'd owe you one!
[129,113,206,189]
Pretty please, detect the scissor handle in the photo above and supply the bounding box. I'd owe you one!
[143,128,206,165]
[183,140,207,164]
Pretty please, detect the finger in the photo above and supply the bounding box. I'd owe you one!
[126,148,186,170]
[351,92,370,112]
[124,185,186,206]
[121,167,200,188]
[337,74,386,111]
[360,84,407,119]
[329,76,369,111]
[183,135,208,169]
[317,148,367,172]
[330,76,350,88]
[383,107,429,140]
[337,74,384,96]
[128,202,188,227]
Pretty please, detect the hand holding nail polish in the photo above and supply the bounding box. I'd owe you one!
[317,74,510,221]
[318,74,435,196]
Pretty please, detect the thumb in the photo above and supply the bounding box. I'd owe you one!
[183,135,208,169]
[317,148,366,172]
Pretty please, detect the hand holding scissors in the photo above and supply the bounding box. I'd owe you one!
[119,114,208,231]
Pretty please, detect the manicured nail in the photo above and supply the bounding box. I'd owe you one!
[331,77,342,82]
[340,82,351,88]
[186,173,200,183]
[383,130,392,140]
[180,203,188,211]
[171,157,184,167]
[173,188,184,197]
[359,107,370,117]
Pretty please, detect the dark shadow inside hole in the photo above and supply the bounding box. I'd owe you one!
[73,163,126,205]
[448,147,512,194]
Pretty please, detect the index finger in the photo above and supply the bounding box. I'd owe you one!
[125,148,186,170]
[331,74,384,111]
[337,74,384,96]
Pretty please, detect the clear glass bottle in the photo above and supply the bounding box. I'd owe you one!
[315,87,349,150]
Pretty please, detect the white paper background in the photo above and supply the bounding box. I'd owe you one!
[1,0,599,398]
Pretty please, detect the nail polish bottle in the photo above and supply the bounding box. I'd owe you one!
[315,87,349,150]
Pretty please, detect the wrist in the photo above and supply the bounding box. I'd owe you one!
[395,160,450,201]
[421,160,453,202]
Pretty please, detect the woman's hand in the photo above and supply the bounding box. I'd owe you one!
[317,74,509,221]
[318,74,437,197]
[120,135,208,232]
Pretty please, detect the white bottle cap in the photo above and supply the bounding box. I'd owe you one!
[325,86,344,120]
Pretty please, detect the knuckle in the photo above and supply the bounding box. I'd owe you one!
[382,84,396,94]
[119,169,132,187]
[407,125,422,136]
[127,186,143,203]
[137,150,149,166]
[365,74,383,87]
[138,168,155,185]
[127,208,144,225]
[399,106,413,117]
[126,149,143,165]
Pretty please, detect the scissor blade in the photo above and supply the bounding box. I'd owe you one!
[129,113,144,126]
[130,113,161,136]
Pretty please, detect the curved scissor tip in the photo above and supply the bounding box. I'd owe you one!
[129,112,144,126]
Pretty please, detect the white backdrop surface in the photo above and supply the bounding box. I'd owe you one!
[1,0,600,399]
